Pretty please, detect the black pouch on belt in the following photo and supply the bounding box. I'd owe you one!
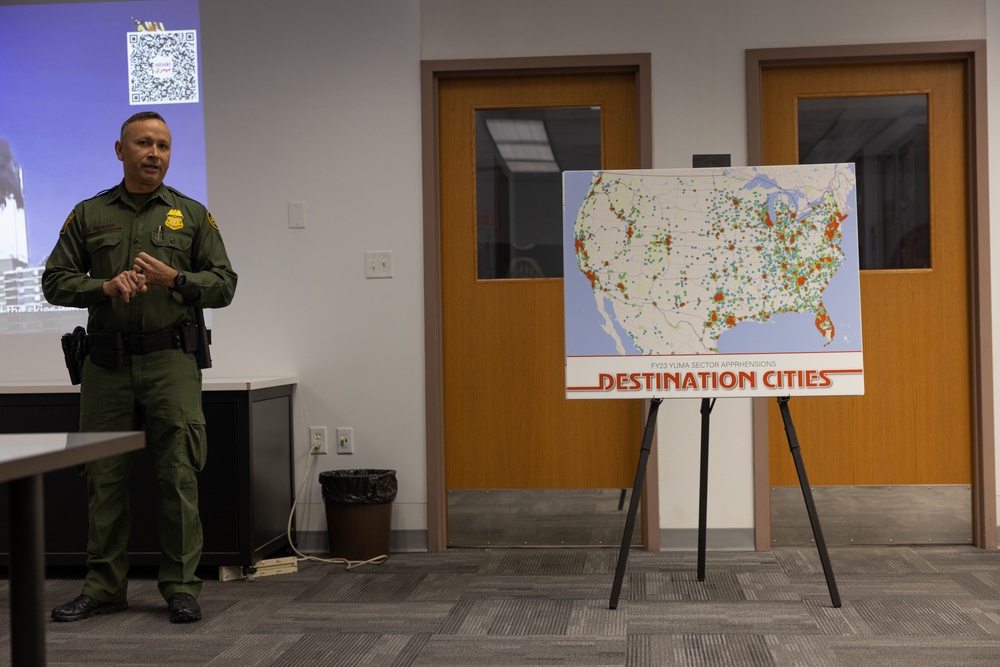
[177,322,200,354]
[88,331,125,369]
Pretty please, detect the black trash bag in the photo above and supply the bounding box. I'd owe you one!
[319,469,397,505]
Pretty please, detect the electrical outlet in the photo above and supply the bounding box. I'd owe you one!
[309,426,327,455]
[336,427,353,454]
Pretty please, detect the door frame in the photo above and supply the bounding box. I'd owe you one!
[745,41,995,549]
[421,54,654,552]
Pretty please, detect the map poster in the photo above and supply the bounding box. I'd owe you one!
[563,165,864,399]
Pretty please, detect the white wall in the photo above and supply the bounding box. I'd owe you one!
[198,0,426,540]
[2,0,995,546]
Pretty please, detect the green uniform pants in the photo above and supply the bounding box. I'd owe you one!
[78,348,206,603]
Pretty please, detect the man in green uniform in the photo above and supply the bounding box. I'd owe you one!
[43,111,237,624]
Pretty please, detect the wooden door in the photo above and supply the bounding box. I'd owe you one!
[439,73,642,504]
[761,60,973,542]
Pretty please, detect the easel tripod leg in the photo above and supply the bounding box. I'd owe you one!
[609,397,662,610]
[697,397,715,582]
[776,397,841,608]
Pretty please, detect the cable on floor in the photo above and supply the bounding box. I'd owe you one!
[285,441,388,570]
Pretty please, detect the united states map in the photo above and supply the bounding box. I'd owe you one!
[570,165,856,355]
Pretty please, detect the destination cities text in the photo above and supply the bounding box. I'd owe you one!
[587,369,845,392]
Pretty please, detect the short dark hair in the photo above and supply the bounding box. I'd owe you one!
[120,111,166,140]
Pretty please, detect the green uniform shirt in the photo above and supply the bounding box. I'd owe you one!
[42,181,237,333]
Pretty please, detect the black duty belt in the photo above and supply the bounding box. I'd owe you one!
[64,324,208,374]
[125,329,186,355]
[89,324,201,356]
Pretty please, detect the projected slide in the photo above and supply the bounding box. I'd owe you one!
[563,165,864,399]
[0,0,205,334]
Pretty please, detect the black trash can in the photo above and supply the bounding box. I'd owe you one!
[318,469,397,561]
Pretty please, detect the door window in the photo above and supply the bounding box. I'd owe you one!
[798,95,929,270]
[475,107,601,279]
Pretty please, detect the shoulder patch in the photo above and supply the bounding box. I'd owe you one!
[207,212,219,230]
[59,210,75,235]
[164,209,184,231]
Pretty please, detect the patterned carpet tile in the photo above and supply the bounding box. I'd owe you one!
[480,549,594,575]
[463,574,615,600]
[439,598,623,637]
[376,550,490,573]
[264,633,420,667]
[45,633,241,666]
[410,636,627,666]
[248,600,454,635]
[848,597,996,636]
[624,601,821,636]
[820,636,1000,667]
[299,572,427,603]
[791,572,974,600]
[630,634,777,667]
[11,546,1000,665]
[629,571,745,602]
[900,545,1000,571]
[204,634,306,667]
[626,550,783,574]
[737,572,801,601]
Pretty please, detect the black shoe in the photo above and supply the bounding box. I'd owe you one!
[167,592,202,623]
[51,594,127,622]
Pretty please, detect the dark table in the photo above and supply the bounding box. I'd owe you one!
[0,378,297,569]
[0,431,145,667]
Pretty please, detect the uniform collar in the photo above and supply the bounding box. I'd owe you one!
[106,181,175,207]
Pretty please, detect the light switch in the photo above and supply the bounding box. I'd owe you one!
[288,201,305,229]
[365,251,393,279]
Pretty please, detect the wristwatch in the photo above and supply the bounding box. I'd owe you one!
[173,272,187,290]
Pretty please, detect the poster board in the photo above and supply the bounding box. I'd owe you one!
[563,165,863,399]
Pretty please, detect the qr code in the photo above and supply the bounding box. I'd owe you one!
[127,31,199,105]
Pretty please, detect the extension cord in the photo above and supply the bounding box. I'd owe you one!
[219,441,387,582]
[286,441,389,570]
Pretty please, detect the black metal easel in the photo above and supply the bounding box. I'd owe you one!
[696,397,715,581]
[609,395,841,609]
[608,397,661,609]
[776,396,841,607]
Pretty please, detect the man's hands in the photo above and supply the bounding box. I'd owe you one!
[133,252,179,288]
[102,269,147,303]
[102,252,179,303]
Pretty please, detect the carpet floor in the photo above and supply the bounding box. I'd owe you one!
[4,545,1000,666]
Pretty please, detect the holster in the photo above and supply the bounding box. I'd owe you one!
[194,308,212,369]
[60,326,89,385]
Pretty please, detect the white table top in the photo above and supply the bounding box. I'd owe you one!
[0,376,297,394]
[0,432,145,483]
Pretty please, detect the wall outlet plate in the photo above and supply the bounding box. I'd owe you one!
[336,427,353,454]
[309,426,327,454]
